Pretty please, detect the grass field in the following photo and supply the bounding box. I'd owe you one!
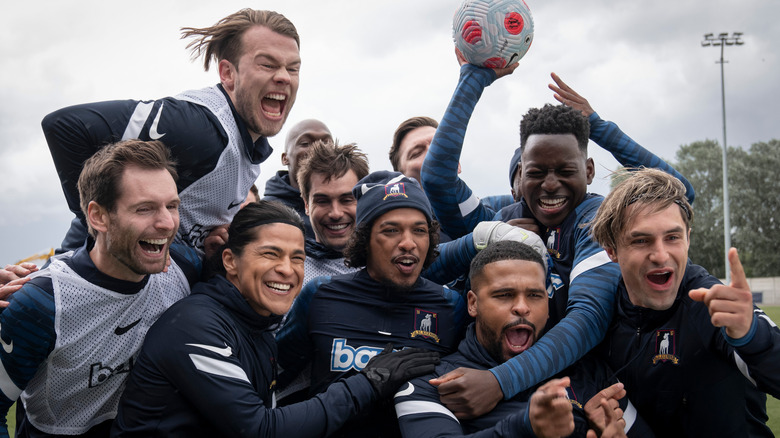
[5,308,779,436]
[763,306,780,434]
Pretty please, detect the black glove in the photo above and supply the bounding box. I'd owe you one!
[361,343,440,399]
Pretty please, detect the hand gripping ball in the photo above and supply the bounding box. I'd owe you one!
[453,0,534,69]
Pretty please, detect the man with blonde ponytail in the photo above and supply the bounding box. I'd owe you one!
[43,9,301,257]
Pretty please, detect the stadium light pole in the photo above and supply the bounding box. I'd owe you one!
[701,31,743,282]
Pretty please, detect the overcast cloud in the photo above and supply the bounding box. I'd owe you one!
[1,0,778,265]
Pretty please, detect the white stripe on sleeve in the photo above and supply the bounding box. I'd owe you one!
[188,354,250,383]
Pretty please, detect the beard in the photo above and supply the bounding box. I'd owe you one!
[105,216,168,277]
[232,84,290,138]
[375,274,418,295]
[478,317,538,364]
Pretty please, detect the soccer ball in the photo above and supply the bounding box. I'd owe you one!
[453,0,534,69]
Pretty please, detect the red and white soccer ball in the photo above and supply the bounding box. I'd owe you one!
[453,0,534,69]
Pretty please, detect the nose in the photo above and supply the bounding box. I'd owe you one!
[398,230,417,252]
[156,208,177,232]
[275,256,295,276]
[274,67,292,84]
[511,296,530,317]
[648,240,670,264]
[328,202,344,220]
[540,171,560,192]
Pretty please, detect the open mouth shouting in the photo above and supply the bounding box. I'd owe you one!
[139,238,169,256]
[646,268,674,290]
[261,93,287,119]
[504,322,536,356]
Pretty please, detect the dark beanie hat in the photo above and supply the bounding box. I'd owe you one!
[509,146,522,186]
[353,171,433,227]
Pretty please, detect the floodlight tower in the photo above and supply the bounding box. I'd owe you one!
[701,31,744,282]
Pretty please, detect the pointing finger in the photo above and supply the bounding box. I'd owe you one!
[728,248,748,290]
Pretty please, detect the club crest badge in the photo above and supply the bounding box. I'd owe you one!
[545,228,562,259]
[383,182,408,200]
[652,329,680,365]
[410,309,439,342]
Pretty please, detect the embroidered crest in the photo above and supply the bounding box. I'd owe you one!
[383,182,408,200]
[410,309,440,342]
[652,329,680,365]
[545,227,562,259]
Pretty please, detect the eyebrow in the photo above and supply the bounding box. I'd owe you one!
[379,220,428,227]
[628,225,685,238]
[311,191,352,199]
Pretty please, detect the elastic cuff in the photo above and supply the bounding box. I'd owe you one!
[723,314,757,347]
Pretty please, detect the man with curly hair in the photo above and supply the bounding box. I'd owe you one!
[277,171,468,438]
[430,88,695,421]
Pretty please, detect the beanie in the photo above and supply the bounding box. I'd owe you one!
[353,171,433,227]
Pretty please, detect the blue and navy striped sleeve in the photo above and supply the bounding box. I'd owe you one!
[422,234,477,289]
[589,112,695,204]
[421,64,502,239]
[490,200,619,398]
[169,243,203,285]
[0,278,57,437]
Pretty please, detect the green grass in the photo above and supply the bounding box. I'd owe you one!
[763,306,780,435]
[5,308,779,435]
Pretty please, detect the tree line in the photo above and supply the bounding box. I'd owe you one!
[613,139,780,279]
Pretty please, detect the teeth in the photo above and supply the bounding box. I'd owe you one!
[326,224,349,231]
[265,93,285,100]
[142,238,168,245]
[267,282,291,291]
[540,198,565,208]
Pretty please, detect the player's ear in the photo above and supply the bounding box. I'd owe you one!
[467,290,478,318]
[585,157,595,185]
[87,201,110,234]
[222,248,238,277]
[605,246,618,263]
[218,59,237,92]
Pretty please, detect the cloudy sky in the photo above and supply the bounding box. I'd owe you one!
[1,0,778,265]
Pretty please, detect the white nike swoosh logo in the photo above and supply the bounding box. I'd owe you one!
[149,102,166,140]
[394,382,414,398]
[186,343,232,357]
[0,323,13,354]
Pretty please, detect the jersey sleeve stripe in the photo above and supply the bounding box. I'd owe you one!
[458,193,481,217]
[733,352,757,386]
[570,250,611,282]
[188,354,250,383]
[395,400,459,422]
[0,360,23,401]
[121,102,153,140]
[623,400,637,432]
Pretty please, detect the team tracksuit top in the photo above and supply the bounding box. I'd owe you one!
[394,324,654,437]
[263,170,315,239]
[276,269,467,437]
[420,63,696,400]
[597,262,780,437]
[112,275,378,437]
